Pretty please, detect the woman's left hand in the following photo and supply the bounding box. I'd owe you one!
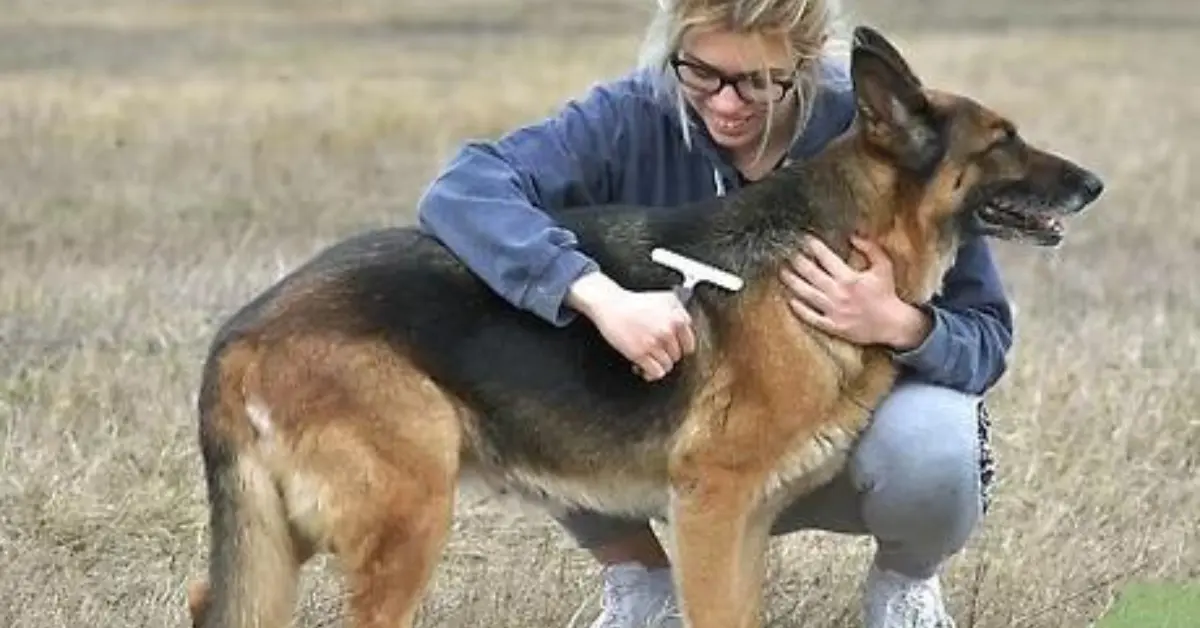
[779,234,930,349]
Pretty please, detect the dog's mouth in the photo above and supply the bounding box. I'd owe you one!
[967,172,1103,247]
[974,196,1066,246]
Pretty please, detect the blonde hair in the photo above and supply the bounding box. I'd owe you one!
[637,0,847,162]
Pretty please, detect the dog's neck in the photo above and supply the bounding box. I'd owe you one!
[702,138,870,277]
[814,138,959,304]
[702,134,947,305]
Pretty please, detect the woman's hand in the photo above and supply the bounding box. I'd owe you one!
[779,234,931,350]
[568,272,696,381]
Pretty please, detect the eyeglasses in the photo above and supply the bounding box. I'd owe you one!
[669,54,796,105]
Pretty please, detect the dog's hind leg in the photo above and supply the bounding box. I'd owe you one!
[330,437,458,628]
[275,343,462,628]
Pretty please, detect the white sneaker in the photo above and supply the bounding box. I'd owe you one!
[587,562,682,628]
[863,563,956,628]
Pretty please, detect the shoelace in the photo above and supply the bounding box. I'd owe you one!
[884,579,951,626]
[591,575,645,628]
[596,577,681,628]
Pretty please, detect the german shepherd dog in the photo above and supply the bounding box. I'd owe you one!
[187,26,1103,628]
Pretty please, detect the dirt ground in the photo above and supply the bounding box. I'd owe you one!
[0,1,1196,626]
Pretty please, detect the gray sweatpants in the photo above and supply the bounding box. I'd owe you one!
[554,381,986,580]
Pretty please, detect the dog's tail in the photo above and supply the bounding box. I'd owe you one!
[188,342,303,628]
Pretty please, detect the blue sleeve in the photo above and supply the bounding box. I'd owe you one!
[415,79,633,327]
[891,236,1015,395]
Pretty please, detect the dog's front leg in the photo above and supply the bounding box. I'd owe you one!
[667,465,768,628]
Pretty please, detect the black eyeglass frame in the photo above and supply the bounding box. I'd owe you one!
[668,53,798,105]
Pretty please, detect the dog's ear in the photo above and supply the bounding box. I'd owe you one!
[852,26,923,89]
[851,27,941,173]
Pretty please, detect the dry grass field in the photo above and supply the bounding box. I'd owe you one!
[1,1,1196,626]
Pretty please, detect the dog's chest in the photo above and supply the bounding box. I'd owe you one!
[761,421,861,506]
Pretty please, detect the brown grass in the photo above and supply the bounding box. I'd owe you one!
[1,1,1196,627]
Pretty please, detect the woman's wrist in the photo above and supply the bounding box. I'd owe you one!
[566,271,623,319]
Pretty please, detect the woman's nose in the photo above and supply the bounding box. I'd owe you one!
[707,84,747,115]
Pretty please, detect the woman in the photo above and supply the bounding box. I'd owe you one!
[416,1,1010,626]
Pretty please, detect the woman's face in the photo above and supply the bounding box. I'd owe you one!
[674,28,798,155]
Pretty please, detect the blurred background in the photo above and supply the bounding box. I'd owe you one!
[0,1,1196,626]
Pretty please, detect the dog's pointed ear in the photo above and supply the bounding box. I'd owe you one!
[852,26,924,89]
[851,27,941,172]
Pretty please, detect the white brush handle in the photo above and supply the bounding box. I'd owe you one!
[649,248,744,293]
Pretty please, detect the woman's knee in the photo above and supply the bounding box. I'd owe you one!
[852,381,983,541]
[855,382,981,480]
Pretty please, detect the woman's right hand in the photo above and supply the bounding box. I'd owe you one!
[567,271,697,381]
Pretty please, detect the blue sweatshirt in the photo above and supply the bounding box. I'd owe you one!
[416,58,1014,396]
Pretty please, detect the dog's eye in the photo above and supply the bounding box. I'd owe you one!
[995,126,1019,149]
[975,126,1019,161]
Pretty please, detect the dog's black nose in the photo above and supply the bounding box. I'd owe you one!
[1080,172,1104,202]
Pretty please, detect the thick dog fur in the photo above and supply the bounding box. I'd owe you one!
[186,27,1104,628]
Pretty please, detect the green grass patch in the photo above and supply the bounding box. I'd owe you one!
[1097,582,1200,628]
